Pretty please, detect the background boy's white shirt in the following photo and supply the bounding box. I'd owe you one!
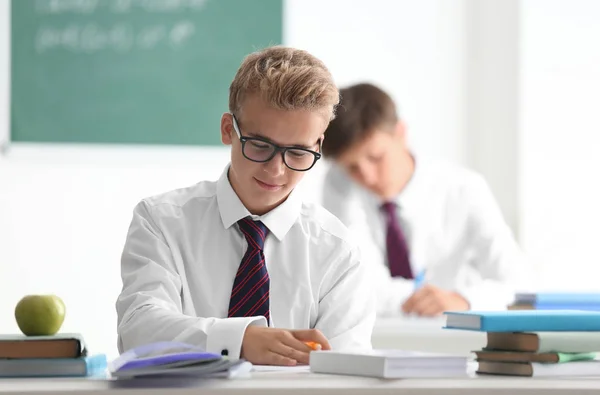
[116,165,376,359]
[322,156,532,316]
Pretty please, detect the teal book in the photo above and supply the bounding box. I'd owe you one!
[0,354,107,378]
[444,310,600,332]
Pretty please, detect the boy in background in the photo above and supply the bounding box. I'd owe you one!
[321,83,530,317]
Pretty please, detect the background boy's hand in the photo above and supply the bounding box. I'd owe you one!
[401,284,469,316]
[241,326,331,366]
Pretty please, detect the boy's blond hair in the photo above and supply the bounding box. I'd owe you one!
[229,46,339,121]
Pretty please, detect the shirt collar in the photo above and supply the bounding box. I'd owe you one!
[216,164,302,241]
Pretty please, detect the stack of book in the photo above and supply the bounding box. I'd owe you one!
[0,333,106,378]
[444,310,600,377]
[509,292,600,311]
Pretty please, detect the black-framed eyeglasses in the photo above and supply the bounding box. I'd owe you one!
[231,114,322,172]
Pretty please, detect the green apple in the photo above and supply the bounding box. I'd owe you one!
[14,295,66,336]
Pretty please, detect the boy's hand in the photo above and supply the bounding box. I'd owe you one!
[401,284,469,316]
[241,326,331,366]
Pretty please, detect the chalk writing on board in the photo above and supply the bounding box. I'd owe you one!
[35,0,209,14]
[35,21,196,53]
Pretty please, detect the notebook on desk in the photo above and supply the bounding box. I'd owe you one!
[309,349,467,379]
[110,341,251,378]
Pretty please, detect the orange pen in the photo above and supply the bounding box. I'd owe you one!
[304,341,322,351]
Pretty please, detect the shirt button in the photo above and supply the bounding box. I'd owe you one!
[221,349,229,356]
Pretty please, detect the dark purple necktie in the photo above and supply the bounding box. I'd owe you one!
[228,217,271,324]
[381,202,413,279]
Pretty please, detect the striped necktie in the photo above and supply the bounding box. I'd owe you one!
[228,217,271,324]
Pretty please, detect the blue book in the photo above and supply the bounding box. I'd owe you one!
[534,303,600,311]
[444,310,600,332]
[0,354,106,378]
[516,293,600,306]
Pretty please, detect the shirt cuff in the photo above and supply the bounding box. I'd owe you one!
[206,316,267,360]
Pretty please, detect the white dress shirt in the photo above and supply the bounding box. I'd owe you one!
[116,164,376,359]
[322,156,532,316]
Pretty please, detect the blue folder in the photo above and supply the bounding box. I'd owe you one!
[533,303,600,311]
[112,341,221,372]
[516,293,600,305]
[444,310,600,332]
[110,341,250,378]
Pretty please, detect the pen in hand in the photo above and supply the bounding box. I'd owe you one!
[413,269,426,290]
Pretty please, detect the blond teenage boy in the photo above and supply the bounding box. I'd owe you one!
[116,47,375,366]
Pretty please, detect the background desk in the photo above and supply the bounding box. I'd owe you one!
[372,316,486,355]
[1,372,600,395]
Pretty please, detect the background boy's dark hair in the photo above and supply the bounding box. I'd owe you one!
[322,83,399,158]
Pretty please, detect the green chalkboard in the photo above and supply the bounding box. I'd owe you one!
[11,0,283,146]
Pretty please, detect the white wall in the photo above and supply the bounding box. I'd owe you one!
[465,0,520,237]
[286,0,468,166]
[0,0,468,359]
[519,0,600,289]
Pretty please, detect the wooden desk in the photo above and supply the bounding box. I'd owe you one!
[372,316,486,355]
[1,371,600,395]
